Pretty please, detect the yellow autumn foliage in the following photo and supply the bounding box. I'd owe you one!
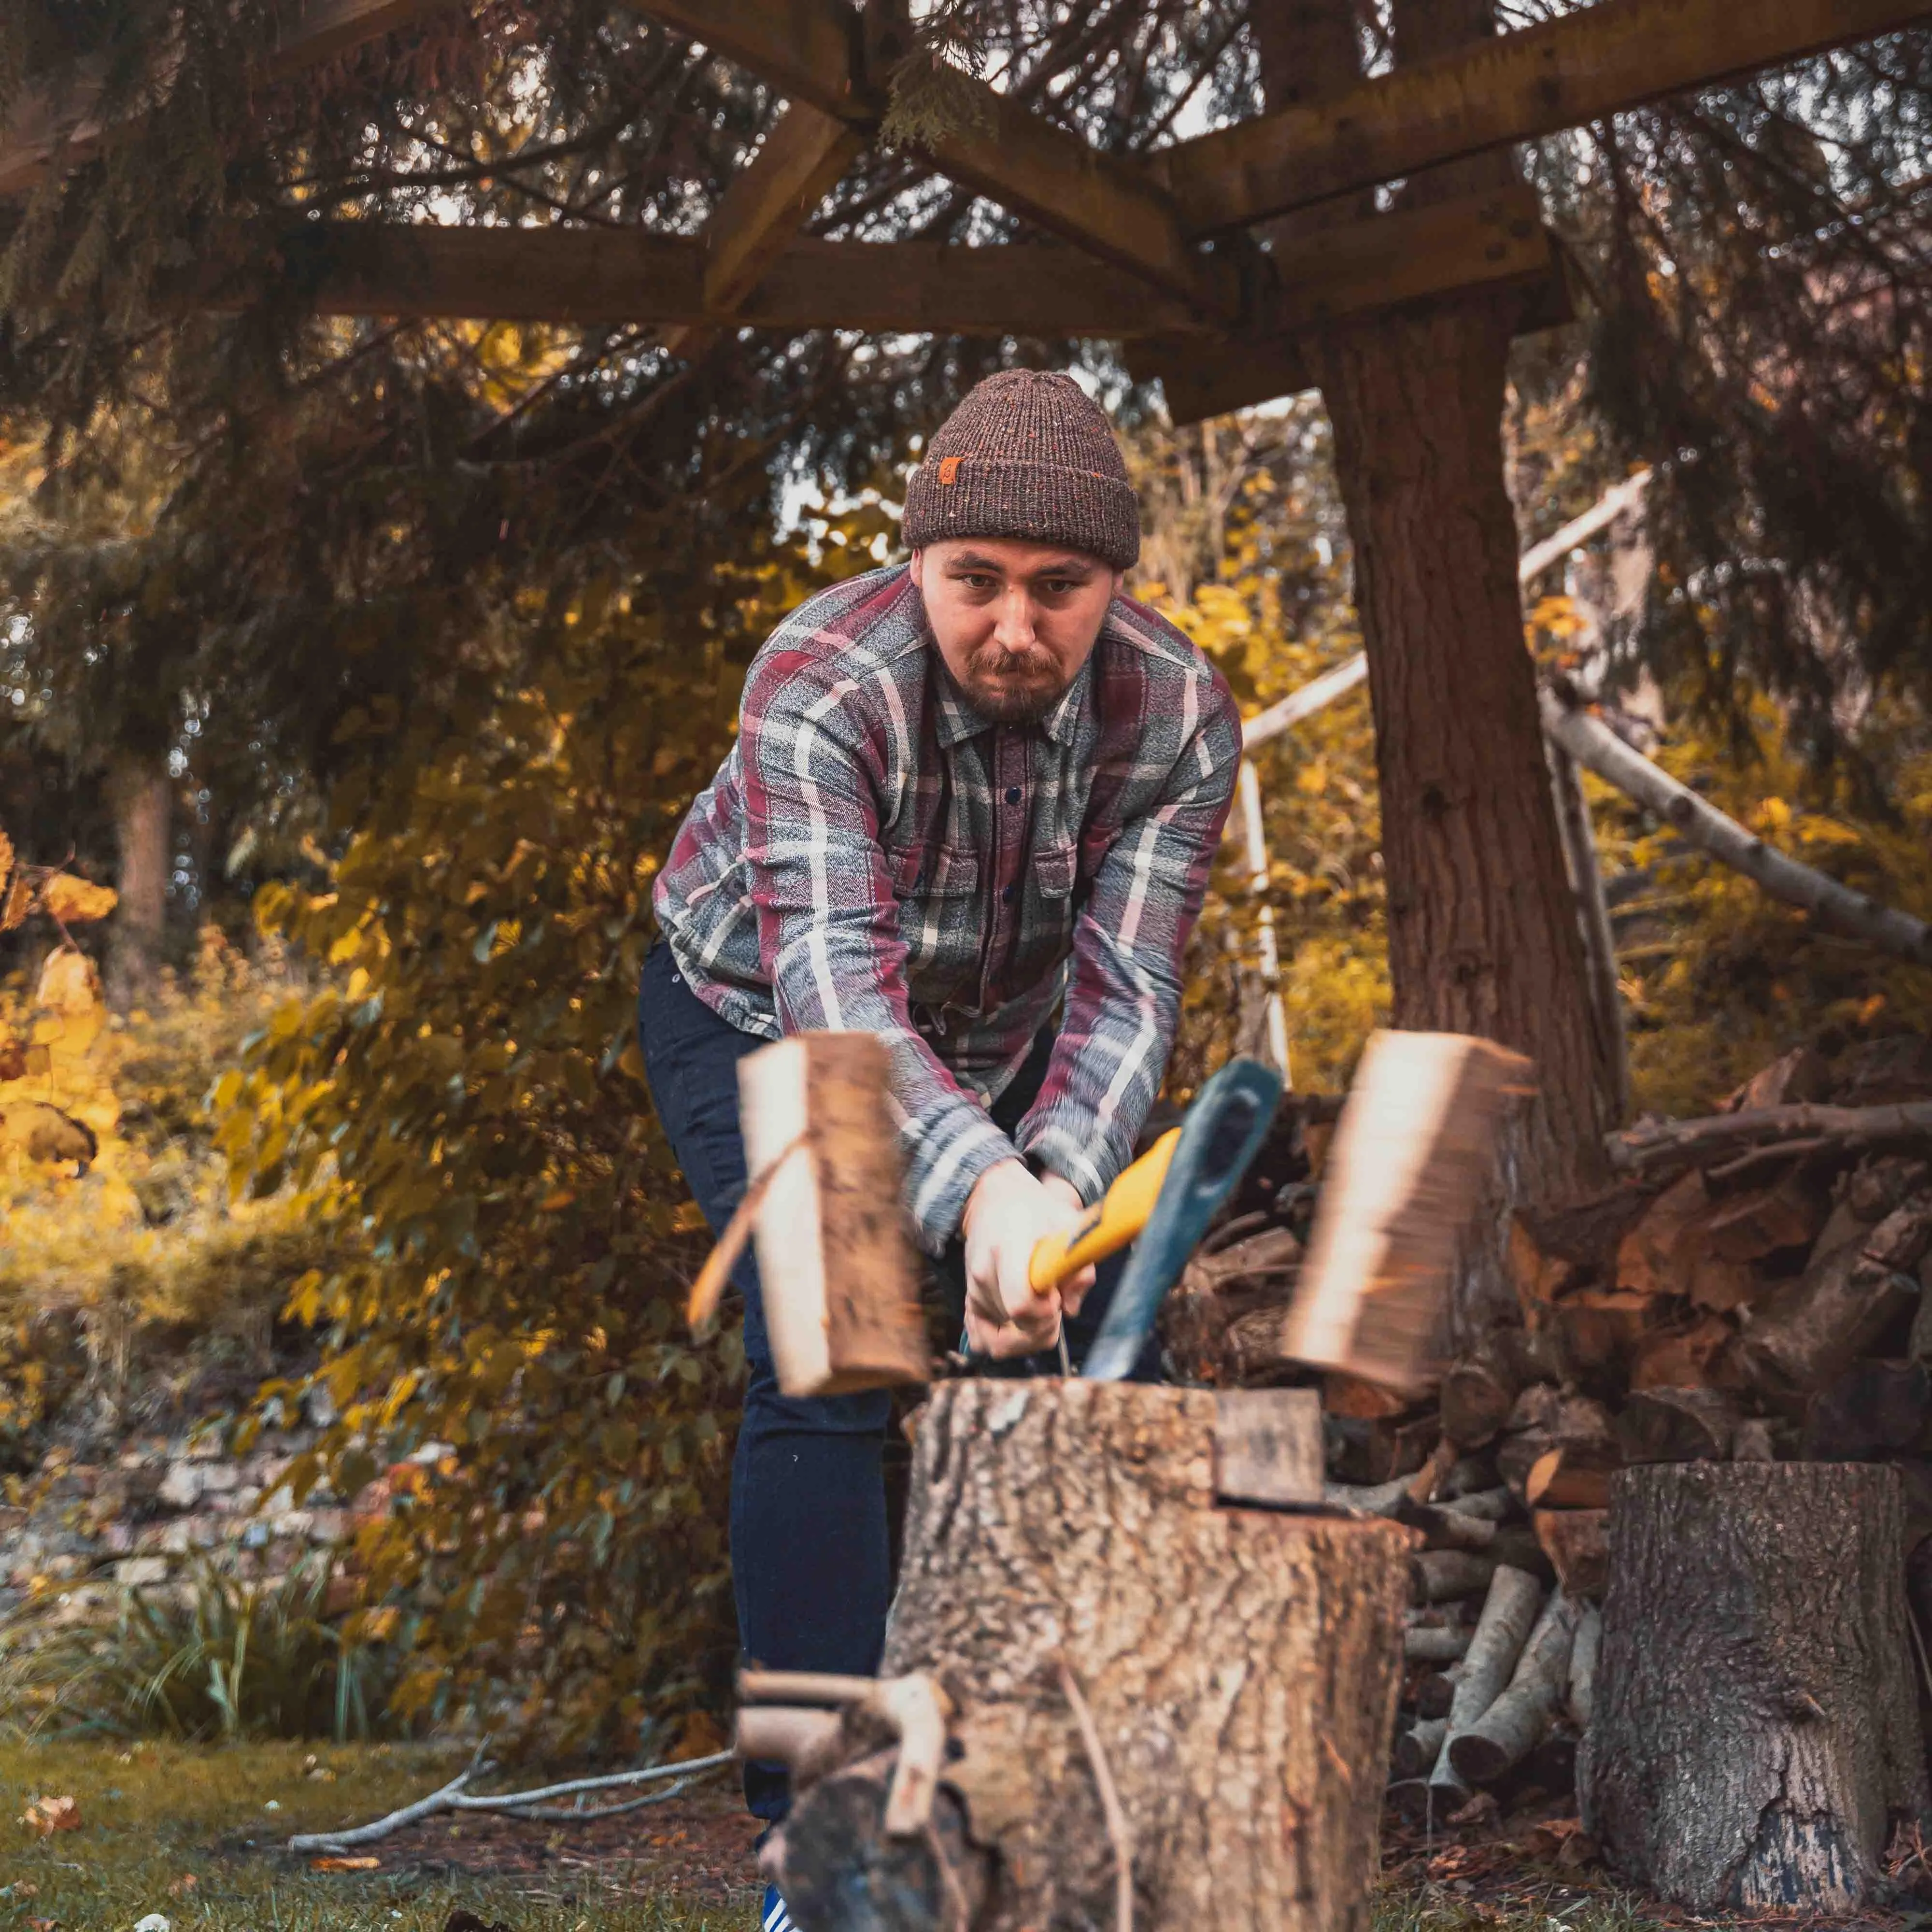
[39,872,119,925]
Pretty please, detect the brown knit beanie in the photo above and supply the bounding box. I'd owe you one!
[901,369,1140,571]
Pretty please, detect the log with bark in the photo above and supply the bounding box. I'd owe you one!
[1425,1564,1544,1814]
[1447,1590,1580,1786]
[1534,1508,1608,1600]
[1579,1463,1930,1912]
[766,1380,1413,1932]
[1615,1387,1738,1464]
[1734,1195,1932,1397]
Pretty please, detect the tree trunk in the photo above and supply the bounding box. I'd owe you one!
[1249,0,1613,1289]
[770,1380,1411,1932]
[107,755,170,1011]
[1580,1463,1929,1911]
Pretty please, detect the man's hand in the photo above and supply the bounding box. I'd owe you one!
[960,1160,1096,1360]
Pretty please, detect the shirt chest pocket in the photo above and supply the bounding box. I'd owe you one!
[886,841,980,900]
[1035,840,1077,902]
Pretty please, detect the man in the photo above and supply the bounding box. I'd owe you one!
[639,369,1239,1859]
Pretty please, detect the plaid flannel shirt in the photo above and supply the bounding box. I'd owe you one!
[653,563,1240,1254]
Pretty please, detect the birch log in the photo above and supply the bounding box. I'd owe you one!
[1447,1591,1580,1785]
[1427,1565,1545,1810]
[1538,688,1932,968]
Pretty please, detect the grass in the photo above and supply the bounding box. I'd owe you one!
[0,1737,1676,1932]
[0,1739,753,1932]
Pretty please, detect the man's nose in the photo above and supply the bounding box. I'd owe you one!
[993,587,1038,650]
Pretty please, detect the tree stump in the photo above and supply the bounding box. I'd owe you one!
[1579,1463,1930,1912]
[767,1380,1412,1932]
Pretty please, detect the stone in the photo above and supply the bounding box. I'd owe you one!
[157,1463,204,1510]
[114,1556,171,1587]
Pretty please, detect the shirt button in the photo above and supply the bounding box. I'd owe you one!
[1001,884,1015,905]
[1005,786,1022,805]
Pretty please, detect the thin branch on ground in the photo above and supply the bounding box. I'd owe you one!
[286,1748,735,1852]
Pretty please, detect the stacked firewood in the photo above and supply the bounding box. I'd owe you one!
[1163,1031,1932,1821]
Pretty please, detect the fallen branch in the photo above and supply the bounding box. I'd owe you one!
[1540,687,1932,969]
[1608,1099,1932,1177]
[286,1748,734,1852]
[1241,471,1652,755]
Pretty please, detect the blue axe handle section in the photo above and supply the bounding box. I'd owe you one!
[1082,1057,1284,1383]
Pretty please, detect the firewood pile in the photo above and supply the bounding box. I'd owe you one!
[1162,1032,1932,1829]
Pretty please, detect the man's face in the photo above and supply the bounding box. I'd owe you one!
[910,538,1121,725]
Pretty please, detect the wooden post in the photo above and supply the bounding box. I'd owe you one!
[764,1381,1411,1932]
[1545,739,1630,1122]
[1579,1463,1930,1911]
[1235,759,1292,1083]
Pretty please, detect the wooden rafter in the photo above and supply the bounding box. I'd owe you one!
[170,225,1214,338]
[1151,0,1932,236]
[1128,186,1573,424]
[631,0,1233,315]
[0,0,450,197]
[661,102,865,357]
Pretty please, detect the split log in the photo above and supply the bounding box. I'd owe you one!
[1630,1315,1737,1391]
[1404,1625,1473,1664]
[1566,1605,1600,1730]
[1392,1716,1449,1779]
[1734,1196,1932,1396]
[1545,1290,1664,1384]
[1525,1447,1615,1510]
[1540,688,1932,970]
[1427,1565,1544,1811]
[1609,1100,1932,1180]
[1615,1387,1737,1464]
[1439,1349,1522,1449]
[1802,1359,1930,1461]
[1534,1508,1608,1600]
[768,1380,1412,1932]
[1448,1591,1580,1785]
[1579,1463,1930,1912]
[1701,1174,1827,1264]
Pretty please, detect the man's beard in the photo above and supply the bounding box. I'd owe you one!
[959,643,1073,725]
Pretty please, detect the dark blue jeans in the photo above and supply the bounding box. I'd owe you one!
[636,940,1148,1820]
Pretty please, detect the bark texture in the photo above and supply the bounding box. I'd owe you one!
[791,1380,1412,1932]
[1249,0,1612,1355]
[108,756,170,1012]
[1580,1463,1929,1911]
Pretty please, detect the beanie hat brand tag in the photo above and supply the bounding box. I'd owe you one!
[901,369,1140,570]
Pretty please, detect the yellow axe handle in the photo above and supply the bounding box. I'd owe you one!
[1026,1127,1181,1294]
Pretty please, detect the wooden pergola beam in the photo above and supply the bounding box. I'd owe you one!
[169,225,1214,338]
[661,101,865,357]
[0,0,449,197]
[1153,0,1932,236]
[1129,186,1571,424]
[632,0,1230,314]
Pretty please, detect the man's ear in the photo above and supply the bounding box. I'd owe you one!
[1110,569,1123,598]
[909,548,926,589]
